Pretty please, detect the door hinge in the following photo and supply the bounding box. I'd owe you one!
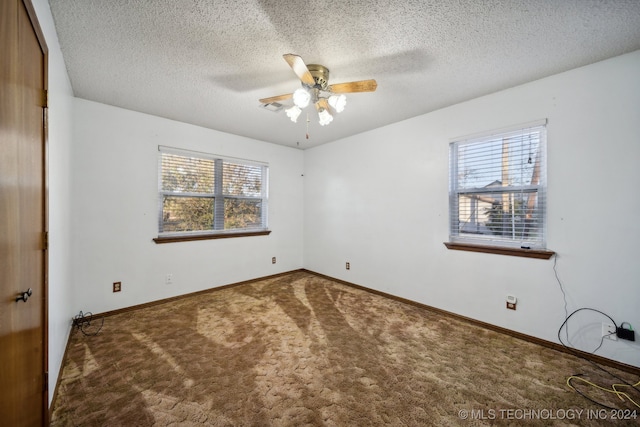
[42,89,48,108]
[42,231,48,251]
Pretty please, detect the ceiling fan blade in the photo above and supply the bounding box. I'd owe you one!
[328,79,378,93]
[283,54,315,86]
[259,93,293,104]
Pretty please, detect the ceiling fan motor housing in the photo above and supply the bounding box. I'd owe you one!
[306,64,330,90]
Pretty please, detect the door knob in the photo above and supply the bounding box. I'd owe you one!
[16,288,33,303]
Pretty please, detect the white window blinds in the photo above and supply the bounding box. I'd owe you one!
[449,120,547,248]
[158,146,268,235]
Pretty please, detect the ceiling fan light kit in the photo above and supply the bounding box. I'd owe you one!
[292,88,311,108]
[328,94,346,113]
[285,105,302,122]
[259,54,377,131]
[317,108,333,126]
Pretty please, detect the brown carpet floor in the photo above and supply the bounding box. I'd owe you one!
[50,271,639,426]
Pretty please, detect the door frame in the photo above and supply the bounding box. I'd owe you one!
[21,0,49,422]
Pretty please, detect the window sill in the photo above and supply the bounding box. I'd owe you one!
[154,230,271,244]
[444,242,554,259]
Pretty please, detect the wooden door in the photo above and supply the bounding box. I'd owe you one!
[0,0,48,425]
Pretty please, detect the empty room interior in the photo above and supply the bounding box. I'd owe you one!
[4,0,640,425]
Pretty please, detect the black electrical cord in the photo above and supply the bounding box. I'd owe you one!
[72,311,104,336]
[553,254,570,344]
[557,307,617,353]
[553,255,640,409]
[557,308,640,408]
[566,375,619,410]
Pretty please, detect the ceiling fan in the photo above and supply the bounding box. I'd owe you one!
[259,54,377,127]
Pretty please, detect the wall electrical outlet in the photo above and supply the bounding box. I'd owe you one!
[165,274,173,285]
[602,323,617,341]
[113,282,121,292]
[346,262,350,270]
[272,257,276,264]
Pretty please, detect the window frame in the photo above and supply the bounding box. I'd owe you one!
[446,120,553,258]
[154,146,270,243]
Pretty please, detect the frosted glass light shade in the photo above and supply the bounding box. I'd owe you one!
[328,94,346,113]
[318,109,333,126]
[285,105,302,122]
[292,88,311,108]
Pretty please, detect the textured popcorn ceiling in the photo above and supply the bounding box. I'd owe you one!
[49,0,640,149]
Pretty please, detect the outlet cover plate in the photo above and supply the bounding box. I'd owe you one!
[602,323,617,341]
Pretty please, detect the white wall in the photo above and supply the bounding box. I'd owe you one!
[31,0,75,405]
[304,50,640,367]
[32,0,640,405]
[70,100,304,314]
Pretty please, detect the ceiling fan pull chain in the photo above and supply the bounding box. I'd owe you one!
[306,113,310,139]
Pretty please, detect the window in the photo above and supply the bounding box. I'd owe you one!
[157,146,268,240]
[449,120,547,250]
